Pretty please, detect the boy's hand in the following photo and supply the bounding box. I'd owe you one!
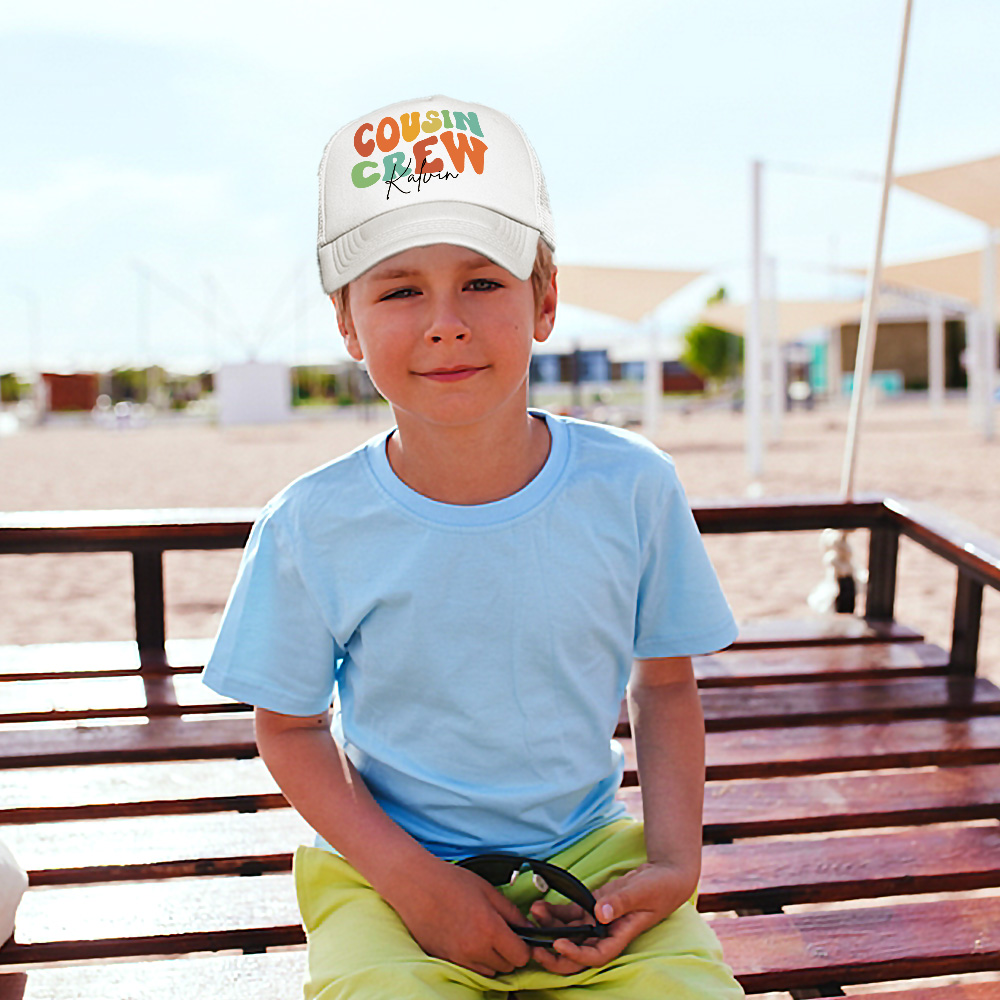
[386,858,532,978]
[527,861,694,975]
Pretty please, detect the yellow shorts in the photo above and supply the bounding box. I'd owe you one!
[294,818,745,999]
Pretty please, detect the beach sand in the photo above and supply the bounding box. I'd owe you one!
[1,395,997,684]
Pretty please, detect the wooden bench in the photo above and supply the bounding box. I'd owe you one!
[1,496,999,999]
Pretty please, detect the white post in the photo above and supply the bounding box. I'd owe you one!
[828,323,842,400]
[840,0,912,501]
[982,227,997,440]
[965,309,980,427]
[747,160,764,480]
[928,301,945,415]
[766,255,783,440]
[642,318,660,438]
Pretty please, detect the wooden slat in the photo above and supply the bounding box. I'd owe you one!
[699,765,1000,838]
[0,952,306,1000]
[0,613,922,685]
[3,874,301,960]
[8,713,1000,777]
[808,985,1000,1000]
[885,495,1000,592]
[0,758,278,816]
[0,718,259,769]
[605,765,1000,836]
[10,672,995,729]
[0,509,255,554]
[698,675,1000,730]
[6,957,995,1000]
[0,639,948,690]
[698,824,1000,910]
[0,674,236,724]
[0,638,947,687]
[703,716,1000,779]
[9,762,1000,844]
[5,811,311,875]
[730,616,921,648]
[696,641,949,687]
[0,638,213,680]
[7,874,1000,991]
[13,809,1000,919]
[712,894,1000,993]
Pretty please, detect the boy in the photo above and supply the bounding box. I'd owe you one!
[203,94,745,998]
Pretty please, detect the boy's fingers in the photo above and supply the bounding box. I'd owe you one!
[553,936,618,967]
[552,910,655,967]
[529,900,587,925]
[531,944,586,975]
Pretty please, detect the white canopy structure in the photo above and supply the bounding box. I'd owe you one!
[894,154,1000,437]
[556,265,706,433]
[701,299,865,342]
[896,153,1000,227]
[556,266,704,324]
[881,248,1000,314]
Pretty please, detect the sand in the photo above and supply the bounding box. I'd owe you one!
[1,395,997,683]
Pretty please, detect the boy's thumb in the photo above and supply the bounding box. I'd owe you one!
[596,881,638,923]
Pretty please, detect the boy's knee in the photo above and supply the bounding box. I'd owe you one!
[306,957,493,1000]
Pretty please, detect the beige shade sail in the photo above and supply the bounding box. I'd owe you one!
[700,299,865,341]
[896,153,1000,227]
[556,265,704,323]
[881,249,1000,317]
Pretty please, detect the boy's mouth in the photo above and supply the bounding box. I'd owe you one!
[418,365,487,382]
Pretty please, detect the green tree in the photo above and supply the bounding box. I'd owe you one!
[680,323,744,388]
[1,373,28,403]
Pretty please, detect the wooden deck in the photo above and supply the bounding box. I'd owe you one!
[1,496,999,999]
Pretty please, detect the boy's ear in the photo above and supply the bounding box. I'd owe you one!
[332,294,365,362]
[533,268,558,344]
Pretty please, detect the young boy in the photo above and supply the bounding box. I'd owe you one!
[203,94,746,999]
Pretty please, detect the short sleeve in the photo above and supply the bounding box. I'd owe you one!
[202,507,339,716]
[633,471,739,659]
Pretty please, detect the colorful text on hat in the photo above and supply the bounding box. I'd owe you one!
[350,108,488,195]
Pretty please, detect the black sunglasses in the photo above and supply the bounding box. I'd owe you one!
[457,852,609,947]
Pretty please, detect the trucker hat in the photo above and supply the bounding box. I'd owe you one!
[317,95,555,293]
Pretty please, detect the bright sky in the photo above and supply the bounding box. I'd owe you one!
[2,0,998,372]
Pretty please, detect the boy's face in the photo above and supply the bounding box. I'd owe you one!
[337,243,556,433]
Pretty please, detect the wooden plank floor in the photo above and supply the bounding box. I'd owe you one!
[2,618,999,998]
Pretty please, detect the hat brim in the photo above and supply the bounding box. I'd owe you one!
[318,200,541,294]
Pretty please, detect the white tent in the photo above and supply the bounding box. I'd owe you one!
[894,154,1000,437]
[556,266,704,324]
[555,265,706,432]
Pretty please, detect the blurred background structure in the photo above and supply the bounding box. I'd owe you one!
[1,0,998,443]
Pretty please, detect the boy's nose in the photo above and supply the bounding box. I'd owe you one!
[425,303,469,343]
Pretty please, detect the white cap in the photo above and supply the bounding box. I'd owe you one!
[317,95,555,293]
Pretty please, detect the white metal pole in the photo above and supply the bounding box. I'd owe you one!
[981,227,997,440]
[642,318,659,438]
[840,0,912,501]
[928,301,945,414]
[766,255,783,440]
[827,323,842,400]
[747,159,764,480]
[965,308,979,426]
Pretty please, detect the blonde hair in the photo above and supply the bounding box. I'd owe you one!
[332,238,555,328]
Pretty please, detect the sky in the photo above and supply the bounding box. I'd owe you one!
[2,0,998,372]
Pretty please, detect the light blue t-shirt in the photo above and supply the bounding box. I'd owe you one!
[202,410,738,860]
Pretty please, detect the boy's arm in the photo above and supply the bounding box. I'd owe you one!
[529,655,704,974]
[255,707,531,977]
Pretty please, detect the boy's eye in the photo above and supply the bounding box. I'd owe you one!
[378,287,418,301]
[466,278,502,291]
